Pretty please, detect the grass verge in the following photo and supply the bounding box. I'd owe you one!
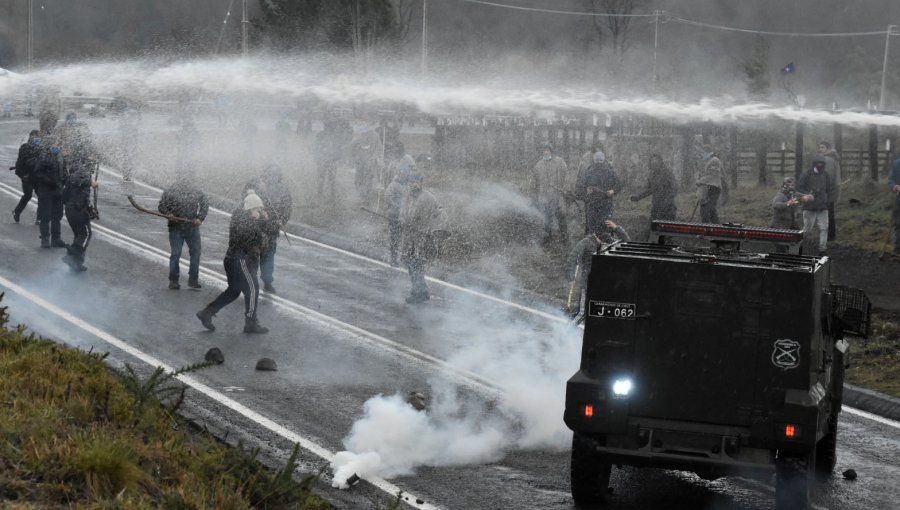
[0,295,332,509]
[846,311,900,399]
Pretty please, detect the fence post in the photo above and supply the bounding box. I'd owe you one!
[869,124,879,180]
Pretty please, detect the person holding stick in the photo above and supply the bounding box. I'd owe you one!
[158,167,208,289]
[565,220,630,320]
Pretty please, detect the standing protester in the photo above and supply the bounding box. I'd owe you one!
[575,151,621,236]
[314,118,354,202]
[818,141,842,241]
[60,145,98,272]
[888,157,900,255]
[797,155,835,256]
[159,169,209,290]
[349,123,382,201]
[58,112,93,156]
[385,161,413,267]
[771,176,802,230]
[696,146,728,223]
[243,164,293,293]
[12,130,42,224]
[32,137,67,249]
[196,190,270,334]
[401,171,447,304]
[565,220,630,318]
[630,153,677,221]
[530,146,569,244]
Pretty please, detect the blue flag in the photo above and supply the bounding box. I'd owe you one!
[781,62,796,74]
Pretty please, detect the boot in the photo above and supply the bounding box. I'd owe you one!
[405,292,430,304]
[168,279,180,290]
[12,210,20,223]
[41,237,50,249]
[51,239,67,248]
[243,318,269,334]
[187,278,202,289]
[262,283,276,294]
[196,307,216,331]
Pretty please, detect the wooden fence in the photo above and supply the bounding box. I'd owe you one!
[737,150,896,178]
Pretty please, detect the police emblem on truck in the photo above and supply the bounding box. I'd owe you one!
[772,339,801,369]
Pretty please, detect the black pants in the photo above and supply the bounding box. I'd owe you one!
[206,256,259,320]
[64,204,92,264]
[406,257,429,298]
[14,177,38,218]
[700,187,721,224]
[584,203,611,235]
[259,234,277,285]
[389,218,401,263]
[36,185,64,241]
[827,203,836,241]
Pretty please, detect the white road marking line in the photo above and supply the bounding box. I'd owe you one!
[0,274,440,510]
[843,405,900,430]
[0,181,502,399]
[101,166,567,324]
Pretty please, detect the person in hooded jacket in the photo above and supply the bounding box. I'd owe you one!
[12,130,42,224]
[243,164,293,293]
[696,146,728,223]
[32,136,67,248]
[196,190,271,334]
[630,153,677,221]
[159,168,209,289]
[818,141,842,240]
[530,146,569,244]
[771,176,802,230]
[797,154,835,255]
[575,150,621,235]
[60,144,98,272]
[401,171,447,304]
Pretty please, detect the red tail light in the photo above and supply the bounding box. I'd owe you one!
[584,405,594,418]
[785,424,797,438]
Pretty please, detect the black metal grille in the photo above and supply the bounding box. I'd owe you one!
[831,285,872,338]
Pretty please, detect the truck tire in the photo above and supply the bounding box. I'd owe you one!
[570,432,612,506]
[816,411,838,475]
[775,450,815,510]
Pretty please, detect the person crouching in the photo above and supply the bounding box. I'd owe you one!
[195,190,270,334]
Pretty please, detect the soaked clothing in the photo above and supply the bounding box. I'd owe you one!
[385,176,406,263]
[576,162,622,233]
[62,156,95,266]
[159,179,208,282]
[696,156,727,223]
[401,188,447,300]
[13,142,41,220]
[771,188,801,230]
[243,174,292,286]
[205,209,267,320]
[632,163,677,221]
[33,151,66,243]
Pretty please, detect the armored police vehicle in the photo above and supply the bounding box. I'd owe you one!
[564,220,871,510]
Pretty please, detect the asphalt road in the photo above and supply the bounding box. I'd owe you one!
[1,118,899,510]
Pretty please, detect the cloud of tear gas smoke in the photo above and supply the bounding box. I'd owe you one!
[3,56,900,129]
[331,294,582,488]
[449,182,542,221]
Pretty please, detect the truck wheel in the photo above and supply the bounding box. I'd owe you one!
[570,432,612,506]
[775,451,815,510]
[815,412,838,475]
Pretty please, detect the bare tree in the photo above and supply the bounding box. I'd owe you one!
[585,0,636,54]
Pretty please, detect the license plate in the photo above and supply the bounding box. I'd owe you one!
[588,301,636,320]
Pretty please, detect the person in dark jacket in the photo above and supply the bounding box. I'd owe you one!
[32,136,67,248]
[196,191,270,334]
[797,154,835,255]
[60,145,97,272]
[818,141,842,241]
[159,169,209,289]
[12,130,42,224]
[888,157,900,255]
[243,164,293,293]
[630,153,677,221]
[575,151,622,235]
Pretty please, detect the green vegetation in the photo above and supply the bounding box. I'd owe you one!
[0,296,331,509]
[846,312,900,398]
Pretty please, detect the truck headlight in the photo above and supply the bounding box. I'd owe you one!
[612,378,633,397]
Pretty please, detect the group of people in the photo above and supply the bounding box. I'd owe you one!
[11,112,98,272]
